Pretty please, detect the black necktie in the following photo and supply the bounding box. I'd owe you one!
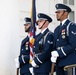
[60,22,62,26]
[60,22,62,30]
[59,22,62,33]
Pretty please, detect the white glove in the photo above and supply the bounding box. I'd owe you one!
[31,60,38,67]
[15,57,20,68]
[51,51,59,57]
[29,67,34,75]
[51,56,57,63]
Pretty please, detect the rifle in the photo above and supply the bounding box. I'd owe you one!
[16,68,19,75]
[64,64,76,75]
[64,64,76,71]
[50,63,55,75]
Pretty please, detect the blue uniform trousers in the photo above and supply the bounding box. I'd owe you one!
[20,73,32,75]
[56,65,67,75]
[56,65,76,75]
[34,73,49,75]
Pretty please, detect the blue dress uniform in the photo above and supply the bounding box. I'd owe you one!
[19,18,31,75]
[53,3,76,75]
[32,13,53,75]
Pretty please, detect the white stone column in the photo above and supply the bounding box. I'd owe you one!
[0,0,20,75]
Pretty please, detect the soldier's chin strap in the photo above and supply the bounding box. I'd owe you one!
[39,20,47,29]
[58,11,66,21]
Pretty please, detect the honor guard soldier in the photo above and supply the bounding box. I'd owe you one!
[30,13,53,75]
[51,3,76,75]
[15,17,32,75]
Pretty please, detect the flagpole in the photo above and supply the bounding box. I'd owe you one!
[29,0,36,75]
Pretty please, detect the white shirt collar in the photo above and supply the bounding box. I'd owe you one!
[41,28,47,34]
[61,18,68,26]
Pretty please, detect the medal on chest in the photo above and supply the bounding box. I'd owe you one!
[61,29,65,39]
[25,42,29,50]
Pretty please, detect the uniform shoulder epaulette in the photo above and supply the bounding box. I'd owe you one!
[22,37,26,42]
[71,22,76,25]
[54,25,60,31]
[48,31,53,35]
[36,33,40,37]
[66,21,76,36]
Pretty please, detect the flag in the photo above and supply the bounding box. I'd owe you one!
[29,0,36,64]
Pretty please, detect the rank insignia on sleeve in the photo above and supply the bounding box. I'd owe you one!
[71,31,76,35]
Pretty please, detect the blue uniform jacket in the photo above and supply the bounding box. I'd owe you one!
[33,28,53,73]
[19,36,30,74]
[54,19,76,67]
